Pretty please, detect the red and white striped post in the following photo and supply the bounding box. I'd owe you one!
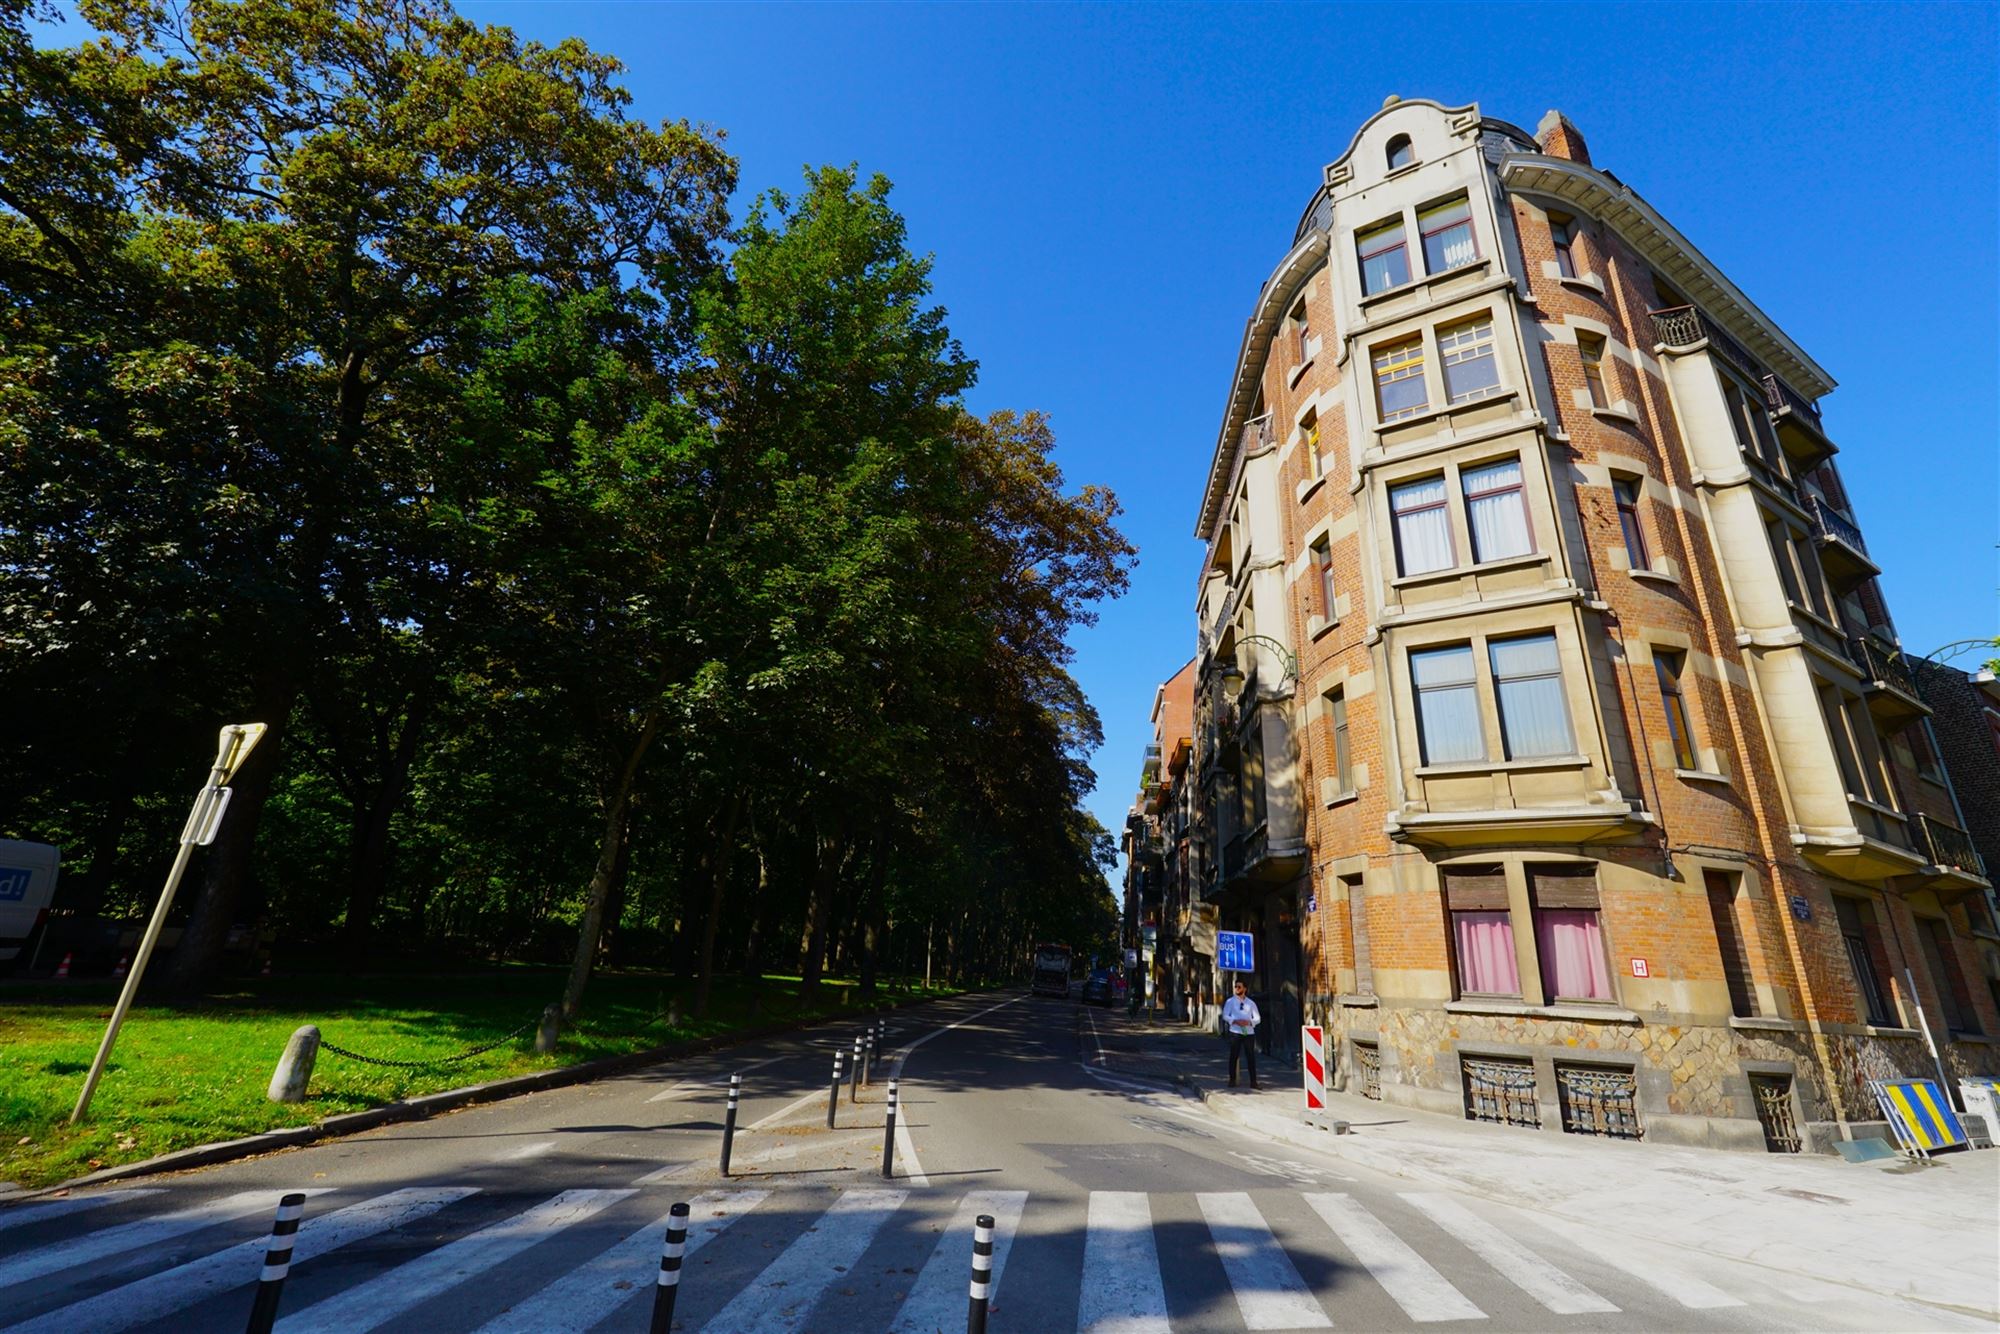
[1301,1024,1327,1114]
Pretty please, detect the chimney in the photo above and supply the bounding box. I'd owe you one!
[1535,110,1591,166]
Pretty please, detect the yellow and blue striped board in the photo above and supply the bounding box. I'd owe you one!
[1875,1079,1967,1153]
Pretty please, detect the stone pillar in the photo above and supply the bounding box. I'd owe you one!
[266,1025,320,1103]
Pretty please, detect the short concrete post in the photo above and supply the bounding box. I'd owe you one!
[534,1003,562,1054]
[666,996,683,1028]
[266,1025,320,1104]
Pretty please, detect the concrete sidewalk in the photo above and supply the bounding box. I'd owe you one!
[1093,1011,2000,1321]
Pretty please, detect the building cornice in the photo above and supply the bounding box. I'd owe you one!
[1499,153,1835,399]
[1194,229,1329,539]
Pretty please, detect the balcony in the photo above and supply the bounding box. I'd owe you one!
[1846,636,1929,725]
[1763,375,1836,469]
[1649,304,1759,377]
[1219,823,1308,891]
[1141,742,1162,783]
[1915,814,1988,888]
[1805,494,1877,588]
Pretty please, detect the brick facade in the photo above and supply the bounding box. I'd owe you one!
[1182,99,1998,1154]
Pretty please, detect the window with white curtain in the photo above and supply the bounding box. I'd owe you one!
[1461,458,1533,562]
[1389,476,1454,576]
[1418,196,1478,274]
[1489,633,1574,759]
[1413,644,1484,764]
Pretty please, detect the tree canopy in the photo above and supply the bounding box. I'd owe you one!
[0,0,1131,1006]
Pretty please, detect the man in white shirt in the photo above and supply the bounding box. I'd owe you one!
[1222,978,1260,1088]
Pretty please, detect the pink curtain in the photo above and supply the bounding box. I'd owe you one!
[1536,909,1612,1000]
[1453,911,1519,995]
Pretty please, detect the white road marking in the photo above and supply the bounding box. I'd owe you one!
[892,1105,929,1188]
[1197,1192,1331,1329]
[744,1084,833,1132]
[701,1188,906,1332]
[1304,1193,1486,1323]
[1511,1205,1745,1309]
[0,1188,164,1234]
[888,1190,1028,1333]
[0,1188,325,1290]
[1403,1192,1617,1315]
[501,1139,558,1161]
[474,1190,767,1334]
[277,1188,633,1333]
[1078,1191,1172,1334]
[9,1188,473,1334]
[884,992,1027,1185]
[646,1054,785,1102]
[631,1162,697,1186]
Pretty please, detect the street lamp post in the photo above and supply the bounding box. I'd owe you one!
[1219,634,1298,698]
[70,723,268,1124]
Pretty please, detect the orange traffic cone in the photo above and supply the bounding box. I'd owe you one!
[112,954,130,980]
[54,952,72,980]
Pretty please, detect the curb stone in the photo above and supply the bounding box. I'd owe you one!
[2,988,977,1203]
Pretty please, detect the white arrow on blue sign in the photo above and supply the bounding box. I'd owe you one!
[1216,930,1255,973]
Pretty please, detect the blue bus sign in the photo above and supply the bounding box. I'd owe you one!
[1217,930,1255,973]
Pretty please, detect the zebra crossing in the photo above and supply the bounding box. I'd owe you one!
[0,1176,1904,1332]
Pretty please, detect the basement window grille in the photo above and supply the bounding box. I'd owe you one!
[1353,1041,1382,1101]
[1556,1063,1642,1140]
[1751,1073,1802,1153]
[1462,1055,1540,1129]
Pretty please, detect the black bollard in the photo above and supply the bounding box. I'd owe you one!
[649,1200,690,1334]
[719,1073,741,1176]
[849,1036,862,1103]
[243,1191,307,1334]
[881,1078,899,1179]
[827,1049,844,1129]
[966,1211,995,1334]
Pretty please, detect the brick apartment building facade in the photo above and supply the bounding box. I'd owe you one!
[1182,97,1999,1152]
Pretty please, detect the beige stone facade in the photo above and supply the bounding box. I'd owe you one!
[1185,99,1999,1153]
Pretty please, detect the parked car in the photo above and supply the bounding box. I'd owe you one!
[1081,968,1115,1006]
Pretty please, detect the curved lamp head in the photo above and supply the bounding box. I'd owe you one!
[1219,659,1247,699]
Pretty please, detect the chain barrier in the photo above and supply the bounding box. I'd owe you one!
[318,1016,539,1070]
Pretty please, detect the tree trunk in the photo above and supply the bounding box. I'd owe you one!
[160,674,301,996]
[799,822,846,1000]
[741,832,769,982]
[692,792,746,1019]
[340,686,431,948]
[561,712,661,1021]
[858,826,888,997]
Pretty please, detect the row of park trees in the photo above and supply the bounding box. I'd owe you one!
[0,0,1131,1012]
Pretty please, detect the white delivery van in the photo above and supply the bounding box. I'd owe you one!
[0,839,60,963]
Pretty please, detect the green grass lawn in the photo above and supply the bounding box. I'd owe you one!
[0,966,954,1190]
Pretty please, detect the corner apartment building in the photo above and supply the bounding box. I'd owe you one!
[1189,97,1998,1152]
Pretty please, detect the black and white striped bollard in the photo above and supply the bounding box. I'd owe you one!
[719,1073,741,1176]
[243,1191,306,1334]
[649,1200,689,1334]
[827,1049,844,1129]
[966,1211,995,1334]
[881,1078,899,1179]
[861,1032,873,1087]
[850,1036,862,1103]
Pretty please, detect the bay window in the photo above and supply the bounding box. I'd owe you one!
[1419,196,1477,273]
[1439,316,1501,405]
[1389,475,1453,575]
[1461,458,1532,562]
[1358,218,1411,295]
[1530,866,1613,1002]
[1413,644,1484,764]
[1446,866,1518,997]
[1489,633,1574,759]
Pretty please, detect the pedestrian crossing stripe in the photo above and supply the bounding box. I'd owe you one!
[1874,1078,1967,1153]
[2,1181,1802,1331]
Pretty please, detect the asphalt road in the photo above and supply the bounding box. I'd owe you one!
[1,989,1981,1332]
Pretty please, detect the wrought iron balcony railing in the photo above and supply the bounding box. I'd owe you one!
[1805,494,1867,557]
[1648,304,1757,377]
[1846,635,1924,707]
[1762,374,1823,430]
[1917,814,1985,879]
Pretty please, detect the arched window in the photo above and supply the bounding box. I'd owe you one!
[1386,134,1415,170]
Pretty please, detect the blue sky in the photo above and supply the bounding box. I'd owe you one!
[40,2,2000,887]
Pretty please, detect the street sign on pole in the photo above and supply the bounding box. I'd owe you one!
[1216,930,1255,973]
[71,723,267,1124]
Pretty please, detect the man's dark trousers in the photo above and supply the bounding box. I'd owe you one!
[1229,1033,1259,1087]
